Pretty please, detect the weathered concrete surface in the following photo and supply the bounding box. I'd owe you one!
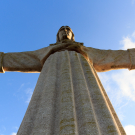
[1,40,133,134]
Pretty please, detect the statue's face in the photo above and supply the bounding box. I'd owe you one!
[58,26,72,41]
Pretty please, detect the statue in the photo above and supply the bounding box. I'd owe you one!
[1,26,133,134]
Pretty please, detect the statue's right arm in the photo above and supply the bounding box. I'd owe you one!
[0,47,51,73]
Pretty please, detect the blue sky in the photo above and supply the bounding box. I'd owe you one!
[0,1,135,134]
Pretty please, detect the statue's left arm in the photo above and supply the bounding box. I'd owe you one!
[85,47,135,72]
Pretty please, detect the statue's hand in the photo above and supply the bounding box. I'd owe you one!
[66,44,89,59]
[41,43,89,65]
[51,43,89,60]
[50,42,74,53]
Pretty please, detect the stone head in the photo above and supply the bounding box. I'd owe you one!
[56,26,75,42]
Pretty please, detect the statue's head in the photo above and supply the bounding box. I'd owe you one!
[57,26,75,42]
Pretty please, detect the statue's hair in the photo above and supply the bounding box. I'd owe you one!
[56,26,75,42]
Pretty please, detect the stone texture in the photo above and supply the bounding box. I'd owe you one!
[128,48,135,70]
[16,50,125,135]
[0,52,4,73]
[1,40,133,134]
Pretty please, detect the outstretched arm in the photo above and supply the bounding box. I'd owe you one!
[65,44,134,72]
[0,43,78,73]
[0,50,43,73]
[85,47,134,72]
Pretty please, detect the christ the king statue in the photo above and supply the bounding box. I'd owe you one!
[1,26,134,135]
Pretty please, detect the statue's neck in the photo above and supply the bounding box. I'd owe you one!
[50,40,83,46]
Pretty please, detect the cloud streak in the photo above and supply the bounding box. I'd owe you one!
[25,88,33,103]
[112,70,135,102]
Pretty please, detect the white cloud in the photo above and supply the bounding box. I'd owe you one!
[120,36,135,50]
[98,69,135,122]
[11,133,16,135]
[98,71,129,121]
[112,70,135,102]
[124,125,135,135]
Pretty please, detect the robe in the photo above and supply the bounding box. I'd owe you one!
[1,41,135,135]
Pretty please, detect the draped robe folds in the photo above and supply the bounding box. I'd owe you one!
[1,41,135,135]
